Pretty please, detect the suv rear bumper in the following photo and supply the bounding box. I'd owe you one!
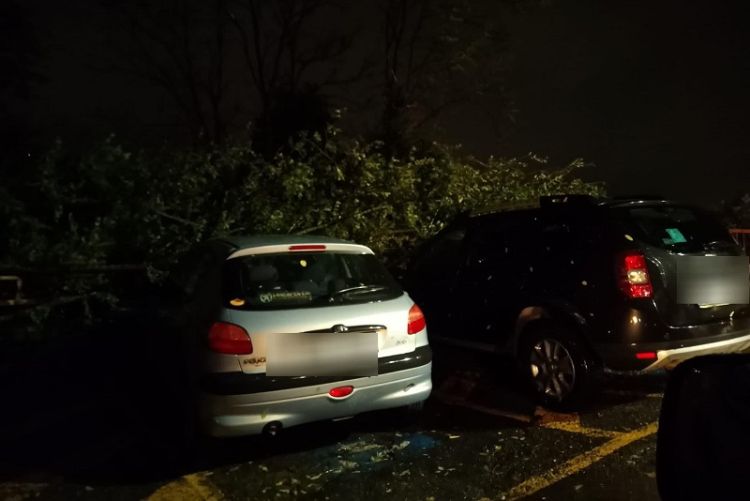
[642,331,750,371]
[199,362,432,437]
[596,328,750,371]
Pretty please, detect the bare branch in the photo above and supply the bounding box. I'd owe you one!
[295,204,390,235]
[151,208,202,227]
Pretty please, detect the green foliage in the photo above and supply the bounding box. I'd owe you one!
[1,127,604,323]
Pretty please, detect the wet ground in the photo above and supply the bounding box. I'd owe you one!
[0,327,665,501]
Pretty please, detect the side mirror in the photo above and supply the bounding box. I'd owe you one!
[657,354,750,500]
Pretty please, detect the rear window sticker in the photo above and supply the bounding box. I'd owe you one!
[258,290,313,304]
[665,228,687,243]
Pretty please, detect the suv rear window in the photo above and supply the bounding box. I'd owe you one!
[611,205,734,252]
[222,252,403,310]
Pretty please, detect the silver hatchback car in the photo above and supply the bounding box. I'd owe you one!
[170,235,432,437]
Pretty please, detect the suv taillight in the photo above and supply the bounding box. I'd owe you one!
[407,304,426,334]
[208,322,253,354]
[617,251,653,298]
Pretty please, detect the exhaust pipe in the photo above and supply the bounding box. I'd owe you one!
[263,421,282,437]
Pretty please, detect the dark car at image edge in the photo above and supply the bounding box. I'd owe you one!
[405,195,750,407]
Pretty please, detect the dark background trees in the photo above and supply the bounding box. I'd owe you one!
[64,0,516,154]
[101,0,367,151]
[0,1,43,180]
[11,0,749,206]
[378,0,513,155]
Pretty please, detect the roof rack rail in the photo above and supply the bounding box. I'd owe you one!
[471,199,539,216]
[539,194,598,209]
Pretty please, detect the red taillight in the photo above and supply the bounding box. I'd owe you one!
[208,322,253,354]
[636,351,657,360]
[288,244,326,252]
[329,386,354,398]
[617,251,653,299]
[407,304,426,334]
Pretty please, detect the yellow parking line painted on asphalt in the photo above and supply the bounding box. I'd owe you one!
[534,407,617,438]
[502,421,658,500]
[147,472,224,501]
[539,418,620,439]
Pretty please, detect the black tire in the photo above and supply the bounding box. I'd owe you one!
[517,321,602,410]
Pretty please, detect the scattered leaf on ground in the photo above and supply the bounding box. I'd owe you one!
[339,441,382,454]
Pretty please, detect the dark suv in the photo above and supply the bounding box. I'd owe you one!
[406,195,750,407]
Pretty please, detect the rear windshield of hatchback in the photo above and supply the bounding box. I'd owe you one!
[222,251,403,310]
[611,205,735,252]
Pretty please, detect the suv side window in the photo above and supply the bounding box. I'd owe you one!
[546,211,613,255]
[474,213,541,257]
[541,215,575,254]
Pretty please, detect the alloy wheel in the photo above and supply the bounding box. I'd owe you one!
[529,337,577,401]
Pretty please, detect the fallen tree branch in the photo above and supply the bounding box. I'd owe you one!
[151,208,202,227]
[0,265,147,275]
[294,204,390,235]
[0,294,90,323]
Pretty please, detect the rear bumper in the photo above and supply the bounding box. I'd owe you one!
[642,331,750,371]
[201,345,432,394]
[596,328,750,371]
[199,362,432,437]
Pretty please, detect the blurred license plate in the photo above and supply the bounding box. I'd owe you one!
[266,331,378,377]
[676,256,749,305]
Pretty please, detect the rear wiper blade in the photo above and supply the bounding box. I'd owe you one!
[704,240,737,251]
[329,285,388,300]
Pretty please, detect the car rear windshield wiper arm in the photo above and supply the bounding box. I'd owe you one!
[704,240,736,251]
[329,285,388,300]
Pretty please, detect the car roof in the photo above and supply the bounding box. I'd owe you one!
[468,196,682,220]
[217,234,360,251]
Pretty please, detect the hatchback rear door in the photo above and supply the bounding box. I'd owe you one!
[219,244,418,376]
[608,203,750,327]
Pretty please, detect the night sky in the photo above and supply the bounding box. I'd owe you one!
[7,0,750,207]
[447,0,750,206]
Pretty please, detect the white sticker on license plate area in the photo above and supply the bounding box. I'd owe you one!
[266,331,378,377]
